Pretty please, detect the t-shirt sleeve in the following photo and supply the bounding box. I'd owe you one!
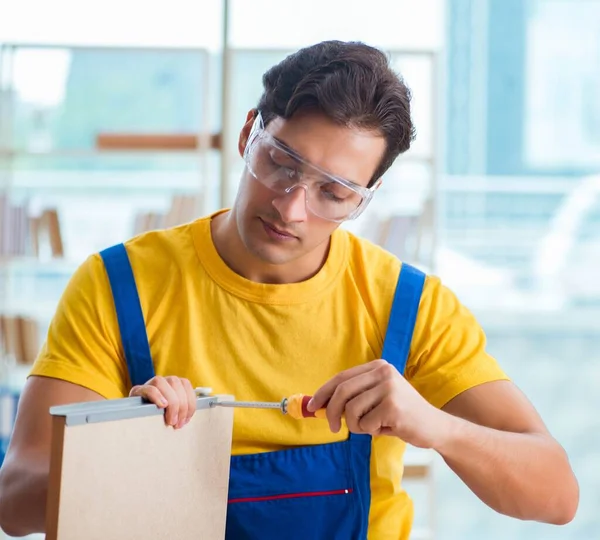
[29,253,130,399]
[405,275,510,409]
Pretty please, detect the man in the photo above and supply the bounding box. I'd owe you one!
[0,40,578,538]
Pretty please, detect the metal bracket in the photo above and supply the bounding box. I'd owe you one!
[50,396,220,426]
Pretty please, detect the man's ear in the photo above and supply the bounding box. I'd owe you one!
[238,109,258,157]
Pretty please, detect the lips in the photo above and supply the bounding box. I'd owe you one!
[260,218,297,239]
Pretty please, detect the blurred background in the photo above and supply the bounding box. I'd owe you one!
[0,0,598,538]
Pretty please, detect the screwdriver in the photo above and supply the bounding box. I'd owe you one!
[195,388,326,420]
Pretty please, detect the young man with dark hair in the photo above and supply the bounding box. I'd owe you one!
[0,41,578,539]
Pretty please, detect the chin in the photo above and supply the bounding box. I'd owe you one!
[236,210,311,263]
[247,238,301,266]
[239,224,297,265]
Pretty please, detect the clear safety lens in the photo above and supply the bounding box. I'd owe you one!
[243,114,376,222]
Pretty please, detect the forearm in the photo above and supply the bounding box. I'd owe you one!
[435,414,578,525]
[0,454,49,536]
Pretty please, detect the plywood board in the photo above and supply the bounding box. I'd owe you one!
[46,396,234,540]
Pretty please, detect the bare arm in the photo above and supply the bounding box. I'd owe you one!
[0,376,104,536]
[438,380,579,525]
[309,362,579,526]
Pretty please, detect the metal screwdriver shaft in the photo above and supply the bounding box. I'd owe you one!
[195,388,326,419]
[211,399,286,412]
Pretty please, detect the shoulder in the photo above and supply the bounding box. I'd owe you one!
[122,218,203,267]
[340,228,440,301]
[64,216,208,307]
[98,214,213,285]
[341,228,402,285]
[407,273,509,406]
[416,273,474,330]
[339,228,473,333]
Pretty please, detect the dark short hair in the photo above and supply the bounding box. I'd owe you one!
[257,40,416,186]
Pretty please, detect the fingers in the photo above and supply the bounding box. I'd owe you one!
[153,377,182,427]
[310,360,402,435]
[344,385,385,434]
[130,384,168,408]
[129,376,197,429]
[180,378,197,429]
[308,359,389,413]
[325,369,384,433]
[357,404,393,436]
[168,377,190,428]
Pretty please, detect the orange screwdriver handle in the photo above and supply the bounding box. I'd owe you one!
[285,394,327,420]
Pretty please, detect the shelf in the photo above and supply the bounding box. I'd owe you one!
[1,171,208,194]
[2,534,45,540]
[0,148,206,158]
[0,256,80,272]
[403,448,435,479]
[0,130,222,157]
[0,300,60,321]
[411,527,434,540]
[96,132,221,151]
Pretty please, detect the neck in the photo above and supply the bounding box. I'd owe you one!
[211,210,330,284]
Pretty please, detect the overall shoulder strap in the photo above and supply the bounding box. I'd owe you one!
[381,263,426,375]
[100,243,156,387]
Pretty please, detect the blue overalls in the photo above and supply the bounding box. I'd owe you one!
[100,243,425,539]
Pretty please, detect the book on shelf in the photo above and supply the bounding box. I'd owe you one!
[0,315,40,366]
[0,195,64,259]
[133,194,203,235]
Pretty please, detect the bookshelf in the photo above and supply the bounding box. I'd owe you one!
[0,44,217,472]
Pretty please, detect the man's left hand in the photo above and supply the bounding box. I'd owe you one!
[307,359,449,448]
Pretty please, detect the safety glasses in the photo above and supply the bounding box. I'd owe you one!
[243,112,380,222]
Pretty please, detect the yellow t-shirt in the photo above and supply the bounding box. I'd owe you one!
[30,210,509,539]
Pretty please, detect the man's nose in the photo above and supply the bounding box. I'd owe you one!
[272,184,308,223]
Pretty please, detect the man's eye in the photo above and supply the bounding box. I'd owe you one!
[320,188,345,203]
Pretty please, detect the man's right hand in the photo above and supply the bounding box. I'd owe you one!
[129,376,197,429]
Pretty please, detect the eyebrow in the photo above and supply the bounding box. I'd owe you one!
[271,135,307,164]
[268,132,369,191]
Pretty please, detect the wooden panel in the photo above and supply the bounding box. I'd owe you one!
[403,463,431,479]
[46,397,234,540]
[46,415,67,536]
[95,132,222,151]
